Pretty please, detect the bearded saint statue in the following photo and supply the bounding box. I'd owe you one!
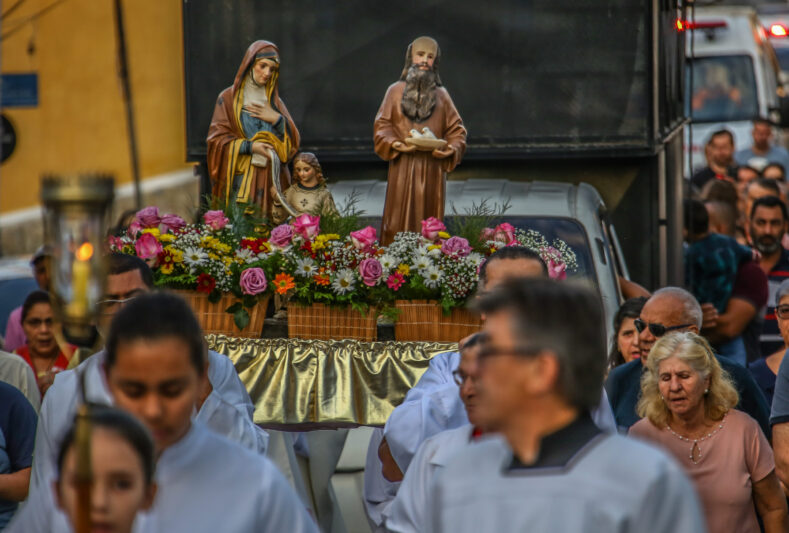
[207,40,300,217]
[373,36,467,245]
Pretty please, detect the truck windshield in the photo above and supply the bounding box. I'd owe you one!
[686,55,759,123]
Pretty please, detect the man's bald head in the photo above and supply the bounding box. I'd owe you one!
[648,287,703,328]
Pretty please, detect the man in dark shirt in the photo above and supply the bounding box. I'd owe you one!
[751,196,789,357]
[605,287,771,437]
[691,129,737,191]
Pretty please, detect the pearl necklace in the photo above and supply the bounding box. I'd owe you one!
[666,413,727,465]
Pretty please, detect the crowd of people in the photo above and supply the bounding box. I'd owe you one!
[4,118,789,531]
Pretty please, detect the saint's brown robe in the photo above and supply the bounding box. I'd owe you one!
[374,81,466,245]
[206,40,300,217]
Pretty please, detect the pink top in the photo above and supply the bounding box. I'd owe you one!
[630,410,774,533]
[3,306,26,353]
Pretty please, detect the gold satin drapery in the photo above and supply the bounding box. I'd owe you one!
[206,335,455,429]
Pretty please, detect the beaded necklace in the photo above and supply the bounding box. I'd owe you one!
[666,412,727,465]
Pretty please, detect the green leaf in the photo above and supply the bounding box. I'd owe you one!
[207,290,222,304]
[242,294,257,308]
[225,302,243,314]
[231,285,243,298]
[233,308,250,330]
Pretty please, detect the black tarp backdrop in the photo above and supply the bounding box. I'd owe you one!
[182,0,676,160]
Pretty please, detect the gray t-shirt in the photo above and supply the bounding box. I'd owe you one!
[735,145,789,173]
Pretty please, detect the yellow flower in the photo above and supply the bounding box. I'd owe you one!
[312,240,326,251]
[159,233,176,243]
[222,256,233,267]
[142,228,161,238]
[324,234,340,241]
[397,263,410,276]
[208,252,219,261]
[160,263,174,275]
[260,242,271,253]
[428,244,442,251]
[164,246,183,262]
[437,231,450,239]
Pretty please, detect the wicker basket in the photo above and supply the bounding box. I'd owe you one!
[287,303,377,341]
[173,290,268,338]
[394,300,482,342]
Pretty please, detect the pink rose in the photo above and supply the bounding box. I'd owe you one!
[350,226,377,250]
[203,210,229,230]
[359,258,383,287]
[135,206,161,229]
[547,259,567,281]
[108,235,123,251]
[127,220,143,237]
[292,213,320,240]
[135,233,162,260]
[493,223,516,245]
[441,236,472,257]
[480,227,496,241]
[269,224,295,248]
[160,213,186,232]
[240,267,268,295]
[421,217,446,241]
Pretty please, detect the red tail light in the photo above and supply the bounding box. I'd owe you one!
[769,23,788,38]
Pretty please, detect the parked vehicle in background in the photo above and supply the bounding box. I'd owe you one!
[0,257,36,348]
[685,5,788,174]
[758,3,789,91]
[330,179,627,340]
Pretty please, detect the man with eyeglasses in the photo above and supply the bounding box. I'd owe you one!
[27,252,269,495]
[428,278,705,532]
[605,287,771,436]
[363,247,616,531]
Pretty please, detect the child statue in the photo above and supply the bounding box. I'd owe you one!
[270,152,338,225]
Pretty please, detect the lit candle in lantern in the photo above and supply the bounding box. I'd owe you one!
[68,242,94,317]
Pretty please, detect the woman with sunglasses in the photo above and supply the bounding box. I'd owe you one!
[13,291,75,397]
[630,332,787,533]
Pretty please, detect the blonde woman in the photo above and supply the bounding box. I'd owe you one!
[630,331,787,533]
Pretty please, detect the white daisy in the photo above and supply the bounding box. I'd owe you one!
[378,254,398,272]
[467,252,485,267]
[423,265,443,288]
[183,247,208,267]
[332,269,356,294]
[294,257,317,277]
[413,256,432,272]
[427,246,442,259]
[235,248,256,264]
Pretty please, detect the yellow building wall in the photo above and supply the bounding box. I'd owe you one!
[0,0,190,214]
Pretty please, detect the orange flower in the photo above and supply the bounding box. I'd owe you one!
[313,273,330,286]
[273,273,295,294]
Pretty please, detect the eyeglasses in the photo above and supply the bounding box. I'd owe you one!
[97,295,138,315]
[633,318,693,337]
[777,305,789,319]
[23,317,54,329]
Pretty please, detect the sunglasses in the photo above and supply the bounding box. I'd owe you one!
[633,318,693,337]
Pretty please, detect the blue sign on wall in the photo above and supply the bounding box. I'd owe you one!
[1,73,38,107]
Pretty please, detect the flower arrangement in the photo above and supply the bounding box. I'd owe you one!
[111,200,581,334]
[482,223,578,280]
[109,206,277,330]
[382,217,485,313]
[270,214,392,317]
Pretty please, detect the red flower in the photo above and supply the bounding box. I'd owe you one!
[196,273,216,294]
[241,238,264,254]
